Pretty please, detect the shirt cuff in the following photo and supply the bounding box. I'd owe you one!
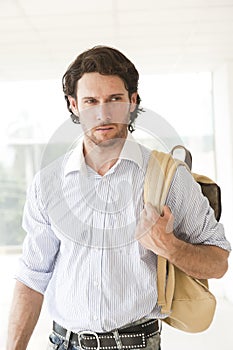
[14,258,53,294]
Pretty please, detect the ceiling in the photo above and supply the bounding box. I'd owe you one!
[1,0,233,81]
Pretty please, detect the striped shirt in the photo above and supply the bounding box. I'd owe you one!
[16,134,231,333]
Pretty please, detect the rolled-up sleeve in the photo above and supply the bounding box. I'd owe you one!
[166,165,231,252]
[15,172,60,294]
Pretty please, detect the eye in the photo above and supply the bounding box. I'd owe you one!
[111,96,122,102]
[84,98,97,105]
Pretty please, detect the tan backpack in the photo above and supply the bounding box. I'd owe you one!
[144,146,220,333]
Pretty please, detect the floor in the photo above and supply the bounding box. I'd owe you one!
[1,254,233,350]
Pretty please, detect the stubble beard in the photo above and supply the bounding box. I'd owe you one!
[89,126,127,148]
[84,113,130,148]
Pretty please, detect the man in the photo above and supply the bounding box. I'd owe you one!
[7,46,231,350]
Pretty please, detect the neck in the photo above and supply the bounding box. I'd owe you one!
[83,137,127,176]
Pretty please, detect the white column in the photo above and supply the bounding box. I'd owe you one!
[212,63,233,302]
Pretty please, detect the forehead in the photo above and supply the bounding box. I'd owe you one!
[76,72,127,97]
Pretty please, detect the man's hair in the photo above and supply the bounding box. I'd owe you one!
[62,45,142,132]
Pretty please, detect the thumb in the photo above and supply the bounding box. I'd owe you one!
[163,205,172,217]
[163,206,174,233]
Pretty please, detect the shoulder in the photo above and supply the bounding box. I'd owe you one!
[36,150,72,182]
[167,164,204,208]
[27,150,72,204]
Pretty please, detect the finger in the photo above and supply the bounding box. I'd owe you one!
[163,205,172,218]
[139,207,148,222]
[135,217,151,240]
[136,205,155,240]
[163,206,174,233]
[144,202,160,223]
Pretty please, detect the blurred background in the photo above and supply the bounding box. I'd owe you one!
[0,0,233,349]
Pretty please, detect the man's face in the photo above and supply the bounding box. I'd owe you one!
[68,72,137,148]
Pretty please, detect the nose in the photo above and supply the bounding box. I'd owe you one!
[96,103,112,122]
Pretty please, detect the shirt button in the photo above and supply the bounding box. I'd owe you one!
[93,315,98,321]
[94,281,99,287]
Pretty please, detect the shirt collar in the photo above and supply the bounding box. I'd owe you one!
[64,133,144,176]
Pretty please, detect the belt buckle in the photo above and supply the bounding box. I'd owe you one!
[78,331,100,350]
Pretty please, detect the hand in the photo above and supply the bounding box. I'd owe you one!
[135,202,175,257]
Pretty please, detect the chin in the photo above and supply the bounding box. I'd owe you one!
[95,137,122,147]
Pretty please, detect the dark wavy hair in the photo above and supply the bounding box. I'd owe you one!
[62,45,142,132]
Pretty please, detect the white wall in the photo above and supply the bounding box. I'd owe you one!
[213,63,233,302]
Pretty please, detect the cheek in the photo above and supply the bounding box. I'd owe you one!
[106,103,131,124]
[79,117,93,132]
[115,104,131,122]
[78,105,98,130]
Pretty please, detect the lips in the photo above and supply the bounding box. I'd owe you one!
[95,125,114,131]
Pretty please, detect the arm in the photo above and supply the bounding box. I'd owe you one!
[170,236,229,279]
[7,281,43,350]
[136,203,229,279]
[8,171,60,349]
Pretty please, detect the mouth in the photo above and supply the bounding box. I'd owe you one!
[95,125,115,132]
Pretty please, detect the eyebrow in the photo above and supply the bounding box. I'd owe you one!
[81,93,125,100]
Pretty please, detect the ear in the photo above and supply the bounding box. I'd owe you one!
[68,95,78,114]
[129,92,138,113]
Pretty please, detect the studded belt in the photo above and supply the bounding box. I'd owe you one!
[53,319,159,349]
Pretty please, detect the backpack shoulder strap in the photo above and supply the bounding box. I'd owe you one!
[144,150,187,314]
[144,149,185,214]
